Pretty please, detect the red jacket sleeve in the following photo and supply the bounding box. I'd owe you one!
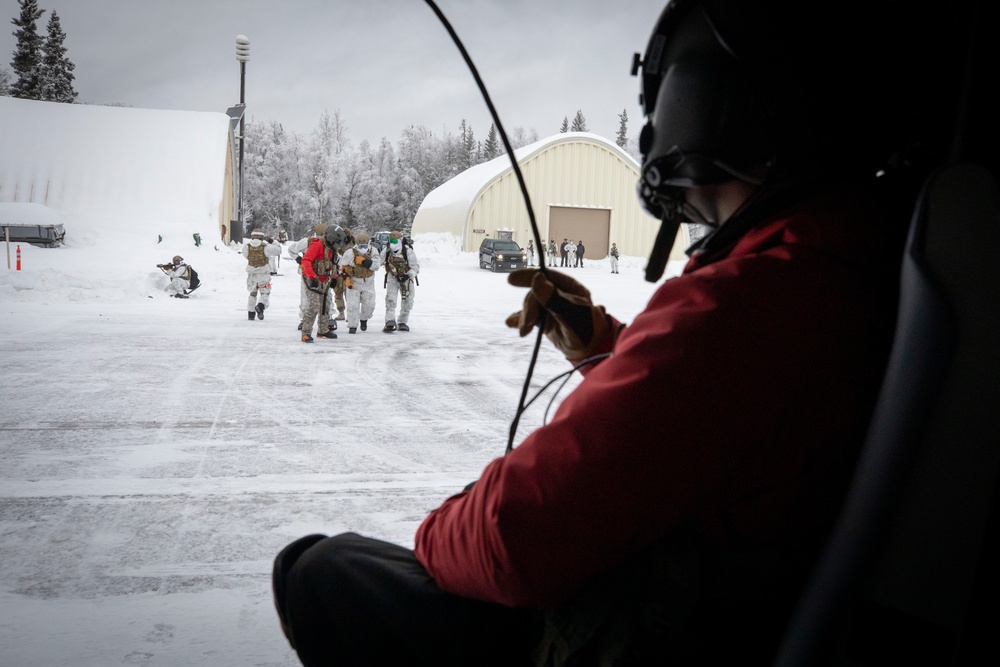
[414,188,903,608]
[301,238,322,280]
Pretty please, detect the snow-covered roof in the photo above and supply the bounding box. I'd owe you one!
[0,96,231,232]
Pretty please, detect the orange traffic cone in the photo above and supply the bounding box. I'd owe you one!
[16,244,21,271]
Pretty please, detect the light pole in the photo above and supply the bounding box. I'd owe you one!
[235,34,250,241]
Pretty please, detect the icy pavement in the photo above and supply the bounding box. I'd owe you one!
[0,241,664,666]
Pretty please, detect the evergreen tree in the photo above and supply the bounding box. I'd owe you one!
[570,109,588,132]
[483,123,500,160]
[40,10,76,103]
[616,108,629,149]
[0,66,12,95]
[560,116,569,133]
[458,119,476,171]
[9,0,45,100]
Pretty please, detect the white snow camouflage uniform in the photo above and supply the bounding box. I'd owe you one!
[380,239,419,327]
[164,263,191,296]
[339,241,382,330]
[242,236,281,313]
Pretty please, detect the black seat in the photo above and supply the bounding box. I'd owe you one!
[772,160,1000,666]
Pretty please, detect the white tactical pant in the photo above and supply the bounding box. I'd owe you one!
[610,256,619,272]
[384,275,415,325]
[247,268,273,311]
[345,275,378,328]
[167,277,189,296]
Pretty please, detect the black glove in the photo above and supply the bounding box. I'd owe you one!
[398,275,409,284]
[361,258,373,269]
[330,275,338,286]
[266,236,274,244]
[308,277,319,289]
[295,256,302,265]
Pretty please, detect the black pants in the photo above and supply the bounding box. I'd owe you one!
[273,532,542,666]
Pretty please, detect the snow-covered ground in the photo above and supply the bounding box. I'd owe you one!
[0,221,677,665]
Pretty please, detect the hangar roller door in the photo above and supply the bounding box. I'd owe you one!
[548,206,610,259]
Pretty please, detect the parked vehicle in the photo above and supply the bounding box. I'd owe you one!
[478,238,527,272]
[1,223,66,247]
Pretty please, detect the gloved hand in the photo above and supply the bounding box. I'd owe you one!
[308,277,319,289]
[406,270,417,279]
[295,256,302,265]
[266,236,274,244]
[360,258,373,269]
[505,269,612,361]
[354,254,364,265]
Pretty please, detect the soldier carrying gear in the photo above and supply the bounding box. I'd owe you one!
[379,231,420,332]
[299,224,347,342]
[288,223,336,333]
[338,232,383,334]
[157,255,199,298]
[331,227,353,320]
[242,229,281,320]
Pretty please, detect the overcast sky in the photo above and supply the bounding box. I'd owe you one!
[3,0,667,146]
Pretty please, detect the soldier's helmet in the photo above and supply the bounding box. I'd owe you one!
[323,224,349,251]
[172,255,183,265]
[355,232,370,244]
[313,223,328,236]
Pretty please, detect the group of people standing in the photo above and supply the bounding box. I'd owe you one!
[528,238,619,272]
[279,224,419,342]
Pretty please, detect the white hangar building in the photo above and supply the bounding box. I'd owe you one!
[411,132,689,262]
[0,95,240,245]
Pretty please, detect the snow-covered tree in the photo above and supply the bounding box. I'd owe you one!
[560,116,569,133]
[616,108,629,149]
[483,123,500,160]
[570,109,588,132]
[509,126,538,150]
[348,138,402,233]
[40,10,76,103]
[242,120,307,238]
[9,0,45,100]
[458,119,476,172]
[0,66,12,95]
[300,109,351,228]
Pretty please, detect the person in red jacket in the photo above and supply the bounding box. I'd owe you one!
[272,1,933,664]
[299,225,348,343]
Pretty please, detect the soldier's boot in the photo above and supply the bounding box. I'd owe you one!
[397,323,410,332]
[301,334,314,343]
[348,327,357,334]
[383,320,396,333]
[255,303,265,320]
[317,330,337,339]
[248,311,256,320]
[360,320,368,331]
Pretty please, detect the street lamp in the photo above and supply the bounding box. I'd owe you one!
[235,34,250,241]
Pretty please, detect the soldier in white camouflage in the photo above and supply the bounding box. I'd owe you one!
[242,229,281,320]
[379,231,419,332]
[338,232,382,334]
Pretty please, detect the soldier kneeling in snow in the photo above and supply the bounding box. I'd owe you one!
[157,255,199,298]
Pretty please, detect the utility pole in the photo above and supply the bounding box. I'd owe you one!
[235,34,250,241]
